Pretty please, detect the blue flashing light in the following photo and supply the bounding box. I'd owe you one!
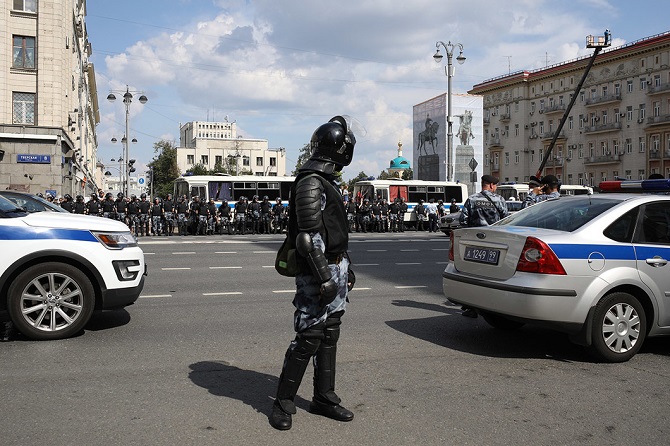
[599,179,670,192]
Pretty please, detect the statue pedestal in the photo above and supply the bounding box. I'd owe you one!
[418,154,440,181]
[455,145,474,193]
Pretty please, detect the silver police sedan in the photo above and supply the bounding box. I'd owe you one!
[443,190,670,362]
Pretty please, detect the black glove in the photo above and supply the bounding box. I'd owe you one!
[320,279,338,306]
[347,268,355,291]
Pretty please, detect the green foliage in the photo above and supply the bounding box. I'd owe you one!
[292,143,312,175]
[147,140,180,198]
[402,168,413,180]
[186,163,208,176]
[347,171,370,191]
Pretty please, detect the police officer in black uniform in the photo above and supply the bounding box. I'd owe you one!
[415,199,426,231]
[73,195,86,214]
[197,196,210,235]
[85,193,101,216]
[345,198,358,233]
[114,193,127,225]
[234,196,248,235]
[150,197,164,236]
[102,193,116,219]
[163,194,176,236]
[127,195,140,235]
[176,195,190,235]
[389,198,400,232]
[398,197,407,232]
[260,196,272,234]
[207,198,218,235]
[218,199,232,234]
[272,198,286,234]
[60,194,74,213]
[137,193,151,236]
[270,115,357,430]
[248,195,262,234]
[358,198,371,232]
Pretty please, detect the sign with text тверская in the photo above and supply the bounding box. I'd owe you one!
[17,154,51,164]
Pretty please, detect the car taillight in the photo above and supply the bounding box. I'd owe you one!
[516,237,566,275]
[449,231,454,261]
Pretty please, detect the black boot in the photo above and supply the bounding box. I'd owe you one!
[271,330,322,430]
[310,313,353,422]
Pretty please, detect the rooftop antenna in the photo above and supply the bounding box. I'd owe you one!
[504,56,512,74]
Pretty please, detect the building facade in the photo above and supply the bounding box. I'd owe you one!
[176,120,287,176]
[471,31,670,186]
[0,0,100,197]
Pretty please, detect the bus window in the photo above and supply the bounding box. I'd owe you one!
[208,181,232,201]
[190,186,206,200]
[233,182,257,200]
[376,189,388,201]
[258,182,281,200]
[444,185,464,203]
[280,181,293,200]
[389,185,408,202]
[427,186,444,202]
[408,186,426,203]
[357,185,374,202]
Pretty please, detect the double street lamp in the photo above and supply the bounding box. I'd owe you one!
[433,41,466,182]
[107,86,147,196]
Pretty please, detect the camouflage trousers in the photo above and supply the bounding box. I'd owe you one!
[292,234,349,333]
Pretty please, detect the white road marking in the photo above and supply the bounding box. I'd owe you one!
[161,267,191,270]
[209,266,243,269]
[395,262,421,265]
[272,290,295,294]
[355,263,379,266]
[215,251,237,254]
[172,251,196,255]
[394,285,427,289]
[140,294,172,298]
[202,292,243,296]
[400,249,419,252]
[432,248,449,251]
[367,249,387,252]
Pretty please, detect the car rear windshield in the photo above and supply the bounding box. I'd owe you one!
[497,197,621,232]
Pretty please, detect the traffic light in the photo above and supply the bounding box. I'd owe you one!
[128,159,136,173]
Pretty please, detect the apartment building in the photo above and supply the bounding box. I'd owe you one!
[177,120,287,176]
[471,31,670,186]
[0,0,100,197]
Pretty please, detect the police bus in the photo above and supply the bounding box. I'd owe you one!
[173,174,296,205]
[351,178,469,226]
[497,182,593,202]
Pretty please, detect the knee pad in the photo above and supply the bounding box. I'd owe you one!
[323,312,343,345]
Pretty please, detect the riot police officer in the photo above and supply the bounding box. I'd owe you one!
[163,194,176,236]
[102,193,116,219]
[85,193,101,216]
[137,193,151,236]
[260,196,272,234]
[248,195,262,235]
[207,198,218,235]
[176,195,190,236]
[345,198,357,233]
[398,197,407,232]
[127,195,140,235]
[358,198,371,232]
[371,199,381,232]
[270,115,357,430]
[234,196,248,235]
[415,199,427,231]
[389,198,400,232]
[114,193,127,225]
[73,195,86,214]
[197,196,210,235]
[272,198,286,234]
[218,199,233,234]
[150,197,164,236]
[60,194,74,213]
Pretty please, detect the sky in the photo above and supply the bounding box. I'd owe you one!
[85,0,670,181]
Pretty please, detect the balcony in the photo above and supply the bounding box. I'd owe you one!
[541,131,566,140]
[542,104,566,115]
[499,113,511,121]
[584,93,622,107]
[483,117,490,125]
[646,115,670,126]
[528,133,540,140]
[649,150,670,160]
[583,154,622,165]
[647,83,670,95]
[584,121,622,134]
[488,138,503,148]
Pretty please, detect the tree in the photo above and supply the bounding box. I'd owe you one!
[186,163,208,176]
[377,170,392,180]
[402,168,413,180]
[292,143,312,175]
[147,140,180,198]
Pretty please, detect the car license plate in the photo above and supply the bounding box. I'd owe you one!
[464,246,500,265]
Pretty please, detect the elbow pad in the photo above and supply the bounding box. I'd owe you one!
[295,232,333,284]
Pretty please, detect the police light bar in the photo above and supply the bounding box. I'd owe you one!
[599,179,670,192]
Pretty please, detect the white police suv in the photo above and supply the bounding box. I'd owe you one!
[0,195,146,340]
[443,179,670,362]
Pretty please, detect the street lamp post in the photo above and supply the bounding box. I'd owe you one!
[433,41,466,182]
[107,86,147,196]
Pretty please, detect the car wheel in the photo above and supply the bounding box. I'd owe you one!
[481,312,525,330]
[589,292,646,363]
[7,262,95,340]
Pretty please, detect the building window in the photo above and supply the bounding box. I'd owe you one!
[652,135,660,151]
[627,106,633,121]
[578,144,584,159]
[626,138,632,154]
[578,173,584,185]
[539,122,544,134]
[625,170,632,180]
[504,152,509,165]
[639,137,646,153]
[514,151,519,164]
[654,101,661,117]
[270,157,276,166]
[13,0,36,12]
[654,74,662,87]
[484,154,489,166]
[639,104,646,120]
[242,156,250,166]
[12,92,35,125]
[201,155,209,165]
[514,124,519,136]
[187,155,194,165]
[615,84,621,95]
[256,157,263,167]
[613,139,619,154]
[580,91,585,102]
[12,36,35,69]
[627,80,633,92]
[215,155,222,165]
[568,116,573,130]
[579,114,584,129]
[638,169,645,180]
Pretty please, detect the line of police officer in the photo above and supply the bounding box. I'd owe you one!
[345,197,409,233]
[57,191,289,237]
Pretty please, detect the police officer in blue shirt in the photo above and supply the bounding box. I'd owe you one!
[460,175,509,228]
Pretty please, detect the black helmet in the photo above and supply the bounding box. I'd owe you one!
[263,196,268,201]
[276,198,281,203]
[222,200,228,205]
[253,195,258,201]
[131,194,137,200]
[117,192,124,199]
[141,193,147,199]
[106,192,113,199]
[91,193,97,198]
[64,194,72,200]
[308,115,356,167]
[76,195,84,201]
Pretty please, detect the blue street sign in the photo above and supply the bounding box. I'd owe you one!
[18,154,51,164]
[138,177,145,185]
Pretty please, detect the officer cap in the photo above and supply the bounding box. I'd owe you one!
[528,176,542,187]
[481,175,499,185]
[541,174,559,186]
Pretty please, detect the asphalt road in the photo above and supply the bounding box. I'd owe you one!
[1,231,669,445]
